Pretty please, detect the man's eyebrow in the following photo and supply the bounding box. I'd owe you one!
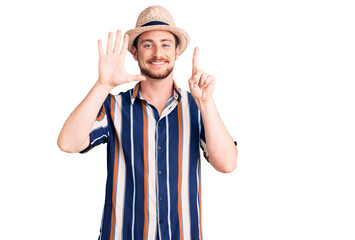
[140,39,153,44]
[161,39,173,42]
[139,39,174,44]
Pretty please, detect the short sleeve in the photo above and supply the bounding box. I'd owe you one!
[80,95,111,153]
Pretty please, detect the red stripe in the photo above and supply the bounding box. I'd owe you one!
[109,94,118,240]
[96,105,105,121]
[142,102,149,240]
[133,82,141,99]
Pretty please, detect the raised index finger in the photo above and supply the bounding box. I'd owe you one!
[192,47,199,75]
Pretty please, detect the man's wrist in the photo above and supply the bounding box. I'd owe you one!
[95,79,116,93]
[196,98,215,113]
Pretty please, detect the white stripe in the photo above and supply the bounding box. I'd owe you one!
[181,90,191,239]
[196,159,201,239]
[113,95,126,240]
[166,116,172,240]
[130,103,136,240]
[91,134,108,145]
[146,105,157,239]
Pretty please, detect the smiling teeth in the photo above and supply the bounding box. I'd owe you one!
[151,61,165,65]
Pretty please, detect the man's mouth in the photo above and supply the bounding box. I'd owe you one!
[150,61,166,65]
[148,58,169,66]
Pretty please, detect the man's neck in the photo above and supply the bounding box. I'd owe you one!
[139,74,175,115]
[140,75,174,102]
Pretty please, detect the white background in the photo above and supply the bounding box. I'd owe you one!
[1,0,354,239]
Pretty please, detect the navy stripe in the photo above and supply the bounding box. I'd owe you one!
[188,94,200,239]
[167,107,180,240]
[156,117,168,238]
[141,21,169,27]
[121,93,133,239]
[133,99,145,240]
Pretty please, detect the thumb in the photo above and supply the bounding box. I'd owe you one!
[128,74,146,82]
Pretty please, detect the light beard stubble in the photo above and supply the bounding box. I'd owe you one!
[137,54,175,80]
[140,65,174,80]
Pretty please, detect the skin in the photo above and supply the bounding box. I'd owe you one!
[57,29,237,173]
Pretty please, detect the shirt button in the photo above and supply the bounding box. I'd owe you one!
[159,196,163,201]
[158,171,162,175]
[157,146,162,150]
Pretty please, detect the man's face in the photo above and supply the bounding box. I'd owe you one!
[133,30,179,80]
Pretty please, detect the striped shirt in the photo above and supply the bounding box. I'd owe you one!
[81,82,208,240]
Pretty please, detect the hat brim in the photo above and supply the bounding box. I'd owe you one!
[125,25,190,55]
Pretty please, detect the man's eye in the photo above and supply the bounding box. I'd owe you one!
[163,44,170,47]
[143,44,152,48]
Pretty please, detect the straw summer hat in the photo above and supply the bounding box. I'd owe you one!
[125,5,190,55]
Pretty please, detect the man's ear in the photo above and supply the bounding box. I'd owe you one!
[132,47,138,60]
[175,47,180,60]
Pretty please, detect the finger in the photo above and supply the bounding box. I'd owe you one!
[199,73,208,88]
[128,74,146,82]
[98,39,104,57]
[192,47,199,75]
[190,70,204,88]
[113,30,122,54]
[120,34,129,58]
[203,75,214,88]
[106,32,113,54]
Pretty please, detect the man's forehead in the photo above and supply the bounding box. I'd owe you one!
[138,30,175,41]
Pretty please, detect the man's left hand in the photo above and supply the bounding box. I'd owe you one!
[188,47,216,105]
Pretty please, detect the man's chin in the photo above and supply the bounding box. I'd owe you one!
[141,68,173,80]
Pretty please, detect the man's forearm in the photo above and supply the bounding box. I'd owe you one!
[198,99,238,173]
[57,81,114,153]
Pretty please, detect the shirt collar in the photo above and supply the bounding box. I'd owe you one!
[130,81,182,104]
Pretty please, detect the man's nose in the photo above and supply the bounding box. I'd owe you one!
[153,46,163,58]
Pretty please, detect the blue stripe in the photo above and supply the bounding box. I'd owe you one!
[121,92,133,239]
[188,94,200,239]
[156,117,169,238]
[141,21,169,27]
[167,107,180,239]
[132,99,145,240]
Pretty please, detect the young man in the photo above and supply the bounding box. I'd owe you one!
[58,5,237,240]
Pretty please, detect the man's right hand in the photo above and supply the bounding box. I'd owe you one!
[97,30,146,87]
[58,30,146,153]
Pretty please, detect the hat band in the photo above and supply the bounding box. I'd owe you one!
[141,21,169,27]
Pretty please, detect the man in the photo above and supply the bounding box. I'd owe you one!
[57,5,237,240]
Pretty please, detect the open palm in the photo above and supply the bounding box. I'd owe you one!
[98,30,145,87]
